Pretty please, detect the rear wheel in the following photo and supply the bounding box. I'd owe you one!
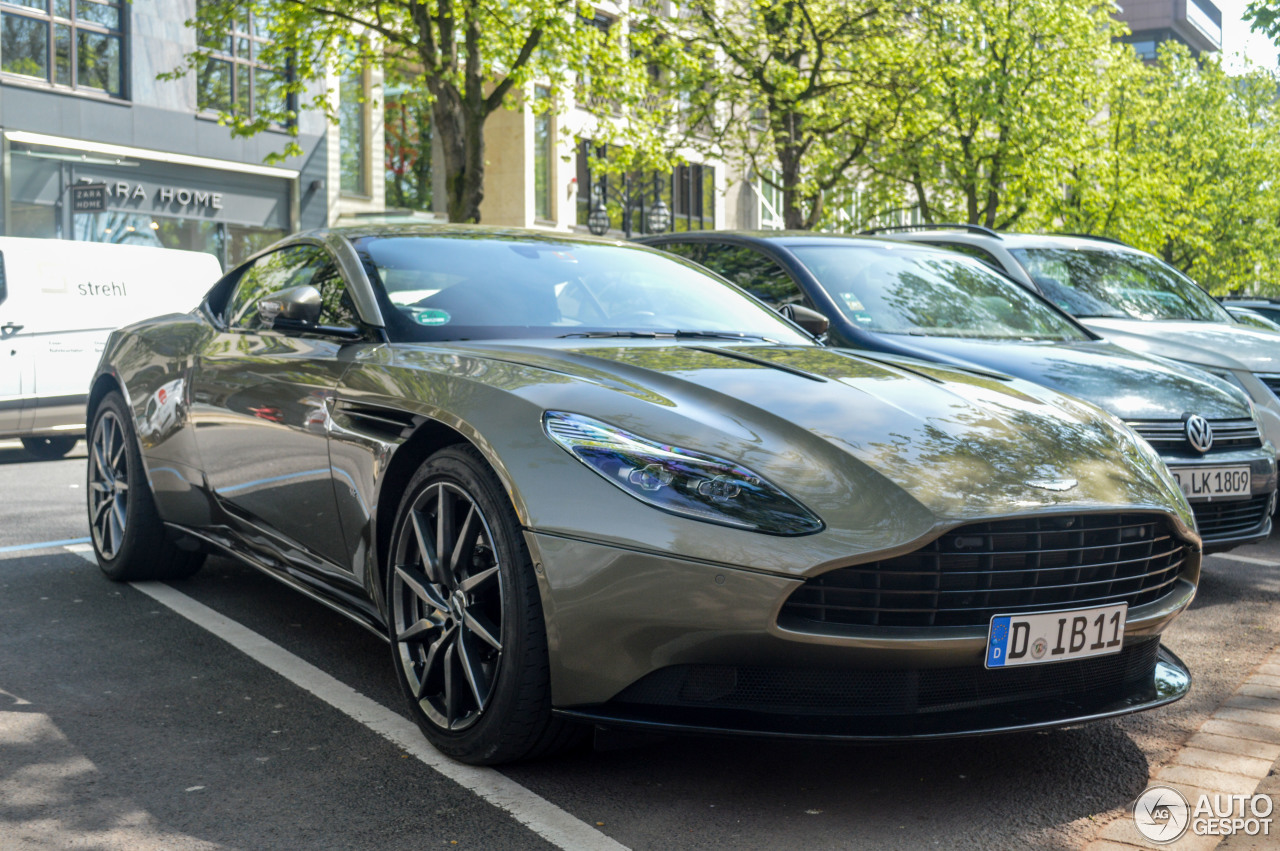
[386,445,582,764]
[88,392,204,581]
[21,436,78,460]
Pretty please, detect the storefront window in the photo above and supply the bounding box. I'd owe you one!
[9,202,56,238]
[385,83,433,211]
[0,0,124,96]
[7,144,290,270]
[226,224,285,266]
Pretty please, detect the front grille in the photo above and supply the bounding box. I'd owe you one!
[1194,493,1271,539]
[614,639,1160,716]
[780,513,1187,630]
[1126,418,1262,452]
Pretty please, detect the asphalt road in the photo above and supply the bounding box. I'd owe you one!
[3,440,1279,850]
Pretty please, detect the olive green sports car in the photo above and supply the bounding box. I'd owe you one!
[88,226,1198,764]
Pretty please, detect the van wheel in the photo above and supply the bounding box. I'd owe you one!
[88,392,204,581]
[21,436,78,460]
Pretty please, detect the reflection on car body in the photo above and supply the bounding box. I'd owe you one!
[640,232,1277,553]
[88,225,1199,764]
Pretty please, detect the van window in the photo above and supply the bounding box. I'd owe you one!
[226,246,335,329]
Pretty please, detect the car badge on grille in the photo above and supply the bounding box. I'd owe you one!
[1183,413,1214,453]
[1026,478,1078,491]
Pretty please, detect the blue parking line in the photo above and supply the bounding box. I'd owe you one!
[0,537,91,554]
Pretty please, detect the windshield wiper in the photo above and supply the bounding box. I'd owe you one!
[557,331,668,338]
[674,330,780,343]
[557,330,780,343]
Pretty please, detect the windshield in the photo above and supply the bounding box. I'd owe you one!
[353,236,811,344]
[788,245,1089,341]
[1009,247,1233,322]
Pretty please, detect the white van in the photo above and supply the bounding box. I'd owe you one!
[0,237,222,458]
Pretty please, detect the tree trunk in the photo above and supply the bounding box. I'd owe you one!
[776,120,812,230]
[431,93,486,223]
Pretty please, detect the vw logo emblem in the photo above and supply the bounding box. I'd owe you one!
[1183,413,1214,453]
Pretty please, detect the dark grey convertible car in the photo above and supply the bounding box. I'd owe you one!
[88,226,1198,764]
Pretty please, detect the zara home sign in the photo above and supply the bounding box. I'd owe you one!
[105,181,224,211]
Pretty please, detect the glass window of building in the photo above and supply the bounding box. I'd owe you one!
[669,163,714,232]
[339,58,368,196]
[533,86,553,221]
[0,0,124,96]
[196,5,286,120]
[575,140,714,235]
[385,82,433,211]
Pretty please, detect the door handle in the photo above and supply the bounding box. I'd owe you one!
[1,322,23,336]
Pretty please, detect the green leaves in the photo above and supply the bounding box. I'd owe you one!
[1050,44,1280,294]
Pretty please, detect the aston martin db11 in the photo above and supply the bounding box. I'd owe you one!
[87,226,1198,764]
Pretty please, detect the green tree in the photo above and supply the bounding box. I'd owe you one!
[1052,44,1280,293]
[169,0,640,223]
[862,0,1132,230]
[639,0,919,230]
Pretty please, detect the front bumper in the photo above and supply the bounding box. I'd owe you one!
[528,528,1197,736]
[557,643,1191,740]
[1159,449,1277,552]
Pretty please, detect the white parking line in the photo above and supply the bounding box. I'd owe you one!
[1207,553,1280,567]
[0,536,91,555]
[65,547,628,851]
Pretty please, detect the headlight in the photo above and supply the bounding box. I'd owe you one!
[543,411,824,535]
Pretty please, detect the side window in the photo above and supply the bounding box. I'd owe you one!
[225,246,350,330]
[698,243,805,307]
[656,241,708,265]
[311,262,360,327]
[0,251,6,307]
[936,241,1003,271]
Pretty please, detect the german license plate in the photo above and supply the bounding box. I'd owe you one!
[1168,465,1251,500]
[985,603,1127,669]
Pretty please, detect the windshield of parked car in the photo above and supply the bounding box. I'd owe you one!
[788,245,1089,341]
[1009,247,1233,322]
[352,235,812,344]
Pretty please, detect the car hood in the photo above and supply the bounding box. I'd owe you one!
[407,340,1194,550]
[1080,318,1280,373]
[887,337,1252,421]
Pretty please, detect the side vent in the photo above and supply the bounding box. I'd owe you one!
[332,401,420,441]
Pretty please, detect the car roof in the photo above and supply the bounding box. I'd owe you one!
[864,228,1150,254]
[293,222,638,248]
[637,231,955,254]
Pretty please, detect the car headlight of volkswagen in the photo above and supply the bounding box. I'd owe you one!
[543,411,824,535]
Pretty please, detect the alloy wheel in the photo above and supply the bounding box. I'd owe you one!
[89,410,129,560]
[391,481,505,732]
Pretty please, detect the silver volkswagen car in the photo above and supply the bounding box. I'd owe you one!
[868,229,1280,456]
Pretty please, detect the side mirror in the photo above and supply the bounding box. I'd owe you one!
[259,285,322,327]
[779,303,830,337]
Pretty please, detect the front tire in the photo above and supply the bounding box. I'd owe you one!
[88,392,204,581]
[22,436,78,459]
[386,445,580,764]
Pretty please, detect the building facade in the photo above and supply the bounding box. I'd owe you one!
[0,1,737,269]
[1114,0,1223,60]
[0,0,341,269]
